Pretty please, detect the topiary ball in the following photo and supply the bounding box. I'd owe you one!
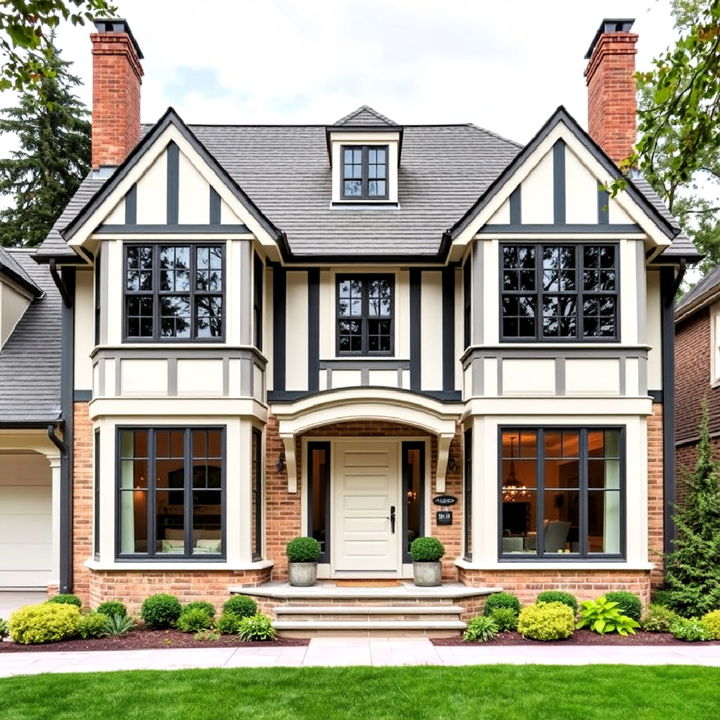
[96,601,127,619]
[483,592,521,616]
[286,537,321,563]
[222,595,258,620]
[410,536,445,562]
[140,593,182,630]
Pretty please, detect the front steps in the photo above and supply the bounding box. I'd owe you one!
[232,582,501,638]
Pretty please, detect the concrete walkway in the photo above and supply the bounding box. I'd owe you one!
[1,639,720,676]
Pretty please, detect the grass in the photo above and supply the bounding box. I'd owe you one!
[1,665,718,720]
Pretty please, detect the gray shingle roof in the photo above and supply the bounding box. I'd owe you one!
[0,249,61,423]
[333,105,398,127]
[675,266,720,317]
[0,246,40,294]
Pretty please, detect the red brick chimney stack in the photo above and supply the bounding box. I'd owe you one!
[90,19,144,169]
[584,18,638,166]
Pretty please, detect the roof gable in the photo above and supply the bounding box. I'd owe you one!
[332,105,398,127]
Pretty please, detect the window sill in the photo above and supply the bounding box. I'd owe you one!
[454,558,654,571]
[85,558,274,572]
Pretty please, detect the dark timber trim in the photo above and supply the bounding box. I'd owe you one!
[598,185,610,225]
[442,266,455,392]
[649,390,663,403]
[509,186,522,224]
[96,223,250,234]
[73,390,92,402]
[273,266,287,392]
[308,269,320,392]
[166,142,179,225]
[553,140,566,224]
[307,441,331,563]
[267,388,462,403]
[409,269,421,391]
[479,223,641,234]
[125,184,137,225]
[401,441,426,564]
[209,187,221,224]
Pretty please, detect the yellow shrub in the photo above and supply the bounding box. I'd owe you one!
[702,609,720,640]
[518,602,575,641]
[9,603,82,645]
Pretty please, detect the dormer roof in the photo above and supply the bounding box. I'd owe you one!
[332,105,399,128]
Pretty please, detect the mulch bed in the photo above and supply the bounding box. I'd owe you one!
[432,630,720,646]
[0,629,308,653]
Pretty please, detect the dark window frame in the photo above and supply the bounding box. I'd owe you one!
[94,429,101,561]
[123,242,226,343]
[115,426,226,562]
[253,253,264,351]
[463,256,472,349]
[94,249,101,347]
[307,441,331,564]
[402,441,426,564]
[497,425,626,562]
[340,144,389,200]
[499,242,620,343]
[252,428,263,561]
[336,274,395,356]
[464,428,472,561]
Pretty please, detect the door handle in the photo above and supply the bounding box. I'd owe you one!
[389,505,396,534]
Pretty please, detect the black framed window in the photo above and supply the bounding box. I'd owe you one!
[499,427,624,559]
[341,145,388,199]
[464,428,472,560]
[337,275,394,355]
[307,442,330,563]
[402,442,425,563]
[94,429,101,560]
[463,257,471,349]
[94,249,101,346]
[253,253,263,351]
[251,428,262,561]
[117,427,225,560]
[124,243,224,341]
[500,244,618,341]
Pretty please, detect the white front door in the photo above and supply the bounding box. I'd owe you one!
[333,441,400,573]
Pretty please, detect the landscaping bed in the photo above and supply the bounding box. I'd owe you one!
[433,630,720,646]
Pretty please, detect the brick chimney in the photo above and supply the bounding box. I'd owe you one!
[90,19,144,169]
[584,19,638,166]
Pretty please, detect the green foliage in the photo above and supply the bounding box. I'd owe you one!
[222,595,257,620]
[641,604,678,633]
[96,601,127,619]
[488,607,518,632]
[9,603,81,644]
[46,593,82,608]
[463,615,498,643]
[604,592,642,621]
[517,602,575,641]
[483,592,521,616]
[0,617,8,639]
[0,38,91,247]
[183,601,215,618]
[577,597,640,636]
[410,537,445,562]
[701,609,720,639]
[140,594,182,630]
[104,613,135,637]
[651,589,674,607]
[78,612,109,639]
[665,406,720,616]
[215,612,241,635]
[194,629,221,642]
[670,616,710,641]
[176,608,214,634]
[536,591,578,614]
[237,613,277,642]
[285,536,322,563]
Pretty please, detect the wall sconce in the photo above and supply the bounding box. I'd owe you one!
[276,453,286,473]
[448,456,457,473]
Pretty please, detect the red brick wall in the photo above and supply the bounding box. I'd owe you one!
[91,31,143,168]
[72,402,93,602]
[648,403,665,586]
[584,30,638,165]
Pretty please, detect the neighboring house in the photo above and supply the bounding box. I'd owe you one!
[0,17,701,616]
[675,268,720,496]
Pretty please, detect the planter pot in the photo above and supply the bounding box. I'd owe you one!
[413,561,442,587]
[288,561,317,587]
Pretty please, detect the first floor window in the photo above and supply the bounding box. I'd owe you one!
[118,427,224,559]
[94,430,101,560]
[308,442,330,562]
[499,427,623,558]
[337,275,394,354]
[464,429,472,560]
[251,429,263,561]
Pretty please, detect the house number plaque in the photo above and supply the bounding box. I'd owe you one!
[436,511,453,525]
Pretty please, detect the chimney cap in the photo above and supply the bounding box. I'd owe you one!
[93,17,144,59]
[584,18,635,59]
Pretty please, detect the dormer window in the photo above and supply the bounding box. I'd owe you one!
[342,145,388,199]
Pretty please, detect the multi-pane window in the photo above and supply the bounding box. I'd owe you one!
[341,145,388,199]
[337,275,393,355]
[124,244,224,341]
[501,244,618,341]
[464,429,472,560]
[499,427,623,559]
[251,429,262,561]
[118,427,224,559]
[253,253,263,350]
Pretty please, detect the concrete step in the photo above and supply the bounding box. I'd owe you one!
[275,604,464,615]
[273,619,466,638]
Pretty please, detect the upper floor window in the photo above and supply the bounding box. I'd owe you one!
[501,243,618,342]
[124,243,224,341]
[342,145,388,199]
[337,275,393,355]
[712,305,720,385]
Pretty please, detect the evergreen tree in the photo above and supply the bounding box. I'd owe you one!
[0,38,90,247]
[665,403,720,617]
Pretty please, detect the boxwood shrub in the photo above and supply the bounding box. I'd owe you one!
[215,612,241,635]
[483,592,521,616]
[222,595,257,619]
[286,537,321,563]
[78,611,110,639]
[96,601,127,619]
[517,602,575,641]
[46,594,82,608]
[140,593,182,630]
[9,604,82,644]
[489,607,518,632]
[605,591,642,621]
[536,590,578,614]
[183,601,215,618]
[410,537,445,562]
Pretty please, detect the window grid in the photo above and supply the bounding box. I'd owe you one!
[341,145,389,200]
[336,275,394,355]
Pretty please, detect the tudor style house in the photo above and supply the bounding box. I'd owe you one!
[0,18,701,622]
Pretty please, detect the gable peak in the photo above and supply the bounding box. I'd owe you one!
[332,105,398,128]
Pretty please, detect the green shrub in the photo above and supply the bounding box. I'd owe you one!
[0,618,8,639]
[96,601,127,619]
[215,612,241,635]
[464,615,498,642]
[518,602,575,641]
[536,591,578,614]
[237,612,277,641]
[641,604,678,633]
[670,616,709,642]
[286,536,321,563]
[410,537,445,562]
[222,595,257,620]
[701,609,720,640]
[483,592,521,616]
[577,596,639,636]
[605,591,642,621]
[651,589,673,607]
[78,612,109,639]
[105,613,136,636]
[140,594,182,630]
[9,604,82,645]
[46,594,82,608]
[489,607,518,632]
[194,629,221,642]
[176,607,214,633]
[183,601,215,618]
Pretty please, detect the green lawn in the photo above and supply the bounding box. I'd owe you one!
[1,665,718,720]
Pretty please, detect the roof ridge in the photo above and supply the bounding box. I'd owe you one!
[332,104,398,127]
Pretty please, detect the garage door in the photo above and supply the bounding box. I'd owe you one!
[0,455,52,588]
